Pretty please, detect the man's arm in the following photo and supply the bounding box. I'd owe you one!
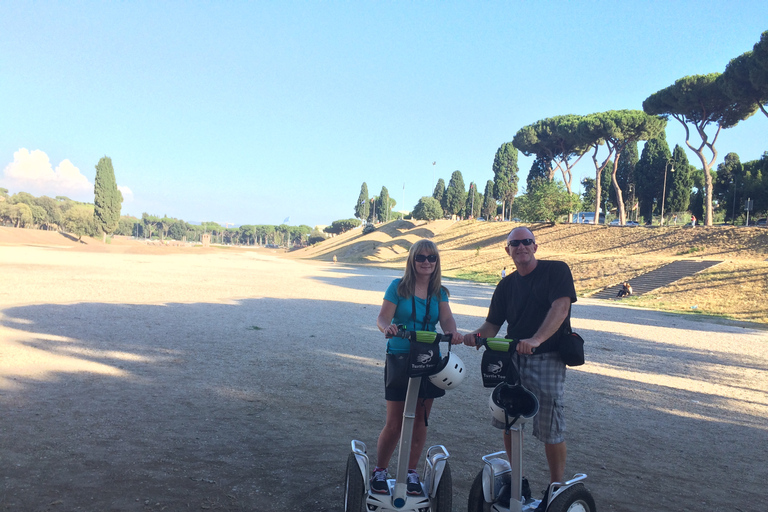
[517,296,570,355]
[462,321,502,348]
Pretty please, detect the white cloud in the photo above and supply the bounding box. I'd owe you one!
[118,185,134,203]
[1,148,93,199]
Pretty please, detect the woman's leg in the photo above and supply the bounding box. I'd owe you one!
[376,400,405,468]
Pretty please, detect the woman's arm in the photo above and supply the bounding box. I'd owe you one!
[377,299,399,337]
[438,300,461,344]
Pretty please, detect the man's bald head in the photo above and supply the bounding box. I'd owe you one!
[507,227,535,243]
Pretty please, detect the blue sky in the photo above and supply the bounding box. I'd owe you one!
[2,1,766,228]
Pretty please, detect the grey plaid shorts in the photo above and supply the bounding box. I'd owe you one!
[491,351,567,444]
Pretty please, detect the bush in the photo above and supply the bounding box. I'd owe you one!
[412,197,444,221]
[362,224,376,235]
[324,218,361,234]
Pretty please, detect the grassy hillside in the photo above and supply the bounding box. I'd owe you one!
[293,220,768,324]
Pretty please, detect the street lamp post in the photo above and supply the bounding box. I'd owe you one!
[661,160,674,226]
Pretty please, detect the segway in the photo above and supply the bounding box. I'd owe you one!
[467,336,596,512]
[345,327,466,512]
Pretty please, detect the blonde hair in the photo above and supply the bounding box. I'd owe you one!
[397,239,449,298]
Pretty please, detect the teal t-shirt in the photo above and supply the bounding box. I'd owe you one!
[384,278,448,354]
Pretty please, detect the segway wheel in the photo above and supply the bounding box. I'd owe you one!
[431,462,452,512]
[344,452,365,512]
[467,470,492,512]
[545,484,596,512]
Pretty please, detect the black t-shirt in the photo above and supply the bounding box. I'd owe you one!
[486,260,577,353]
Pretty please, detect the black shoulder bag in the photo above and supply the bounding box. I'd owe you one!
[559,328,585,367]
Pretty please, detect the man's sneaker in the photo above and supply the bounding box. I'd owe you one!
[406,470,422,495]
[534,484,552,512]
[522,477,532,501]
[370,468,388,494]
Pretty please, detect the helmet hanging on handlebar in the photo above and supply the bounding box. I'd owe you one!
[489,382,539,428]
[428,352,466,390]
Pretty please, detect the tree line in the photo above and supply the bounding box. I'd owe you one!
[0,189,319,247]
[350,30,768,227]
[1,156,322,247]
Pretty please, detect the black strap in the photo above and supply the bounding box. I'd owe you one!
[410,284,432,331]
[411,284,433,428]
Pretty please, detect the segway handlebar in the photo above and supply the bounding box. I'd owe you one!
[472,334,531,353]
[386,325,455,344]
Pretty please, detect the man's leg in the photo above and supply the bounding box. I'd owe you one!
[544,441,566,483]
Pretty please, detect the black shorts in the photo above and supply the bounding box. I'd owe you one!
[384,375,446,401]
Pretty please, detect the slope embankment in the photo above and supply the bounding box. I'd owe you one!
[293,220,768,323]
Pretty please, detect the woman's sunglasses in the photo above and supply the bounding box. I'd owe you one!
[507,238,534,247]
[414,254,438,263]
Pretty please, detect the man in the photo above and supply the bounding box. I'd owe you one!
[463,227,576,508]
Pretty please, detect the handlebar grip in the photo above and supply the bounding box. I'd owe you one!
[476,336,527,353]
[389,328,453,343]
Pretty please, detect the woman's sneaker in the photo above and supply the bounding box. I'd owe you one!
[406,470,422,495]
[370,468,388,494]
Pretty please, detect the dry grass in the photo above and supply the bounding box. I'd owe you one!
[3,222,765,324]
[293,219,768,324]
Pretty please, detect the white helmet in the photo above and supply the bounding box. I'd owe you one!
[428,352,466,390]
[489,382,539,427]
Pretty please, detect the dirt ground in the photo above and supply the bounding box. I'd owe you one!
[1,231,767,511]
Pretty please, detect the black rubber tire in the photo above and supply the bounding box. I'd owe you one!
[467,469,491,512]
[431,462,452,512]
[545,484,597,512]
[343,452,365,512]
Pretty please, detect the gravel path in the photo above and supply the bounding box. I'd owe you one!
[0,246,766,511]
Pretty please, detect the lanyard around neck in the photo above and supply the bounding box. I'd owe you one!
[411,284,432,331]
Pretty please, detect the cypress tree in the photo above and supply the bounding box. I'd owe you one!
[667,145,693,215]
[492,142,520,220]
[481,180,496,219]
[444,171,467,217]
[354,183,369,221]
[432,179,446,210]
[378,186,390,222]
[526,157,551,191]
[614,142,638,208]
[634,135,671,222]
[93,156,123,242]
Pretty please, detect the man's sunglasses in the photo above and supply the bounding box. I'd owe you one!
[414,254,438,263]
[507,238,535,247]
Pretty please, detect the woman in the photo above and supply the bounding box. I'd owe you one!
[617,281,633,298]
[371,239,460,495]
